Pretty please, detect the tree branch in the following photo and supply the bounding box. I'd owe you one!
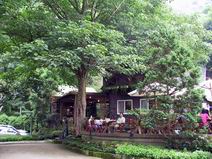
[90,0,97,21]
[107,0,125,21]
[42,0,66,20]
[52,0,69,20]
[68,0,81,14]
[81,0,88,14]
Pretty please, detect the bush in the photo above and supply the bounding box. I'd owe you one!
[0,113,30,130]
[0,135,38,142]
[116,144,212,159]
[64,137,117,154]
[63,137,211,159]
[166,131,212,152]
[35,128,63,140]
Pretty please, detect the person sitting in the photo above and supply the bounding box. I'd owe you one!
[94,118,103,132]
[88,116,94,125]
[116,113,126,125]
[116,113,126,131]
[109,113,125,133]
[86,115,95,132]
[94,118,103,126]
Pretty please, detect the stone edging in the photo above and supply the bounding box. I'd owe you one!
[65,146,145,159]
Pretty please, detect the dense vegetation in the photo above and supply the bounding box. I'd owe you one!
[0,0,211,136]
[0,135,37,142]
[0,113,30,130]
[63,137,212,159]
[116,144,212,159]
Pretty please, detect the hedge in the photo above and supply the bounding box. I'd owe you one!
[0,135,38,142]
[63,137,212,159]
[64,137,116,153]
[116,144,212,159]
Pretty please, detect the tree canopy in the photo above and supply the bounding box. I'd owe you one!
[0,0,211,135]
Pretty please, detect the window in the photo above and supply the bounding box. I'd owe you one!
[117,100,133,114]
[140,99,149,110]
[140,98,155,110]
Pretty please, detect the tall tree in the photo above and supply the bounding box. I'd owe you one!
[1,0,210,136]
[0,1,64,128]
[0,0,145,135]
[40,0,147,135]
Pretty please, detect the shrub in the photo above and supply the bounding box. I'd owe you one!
[0,113,30,130]
[63,137,211,159]
[35,128,63,139]
[116,144,212,159]
[166,131,212,152]
[0,114,8,124]
[64,137,117,154]
[0,135,38,142]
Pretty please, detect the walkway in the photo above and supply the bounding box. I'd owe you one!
[0,142,100,159]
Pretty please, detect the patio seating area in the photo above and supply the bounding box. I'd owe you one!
[84,118,140,135]
[83,116,212,136]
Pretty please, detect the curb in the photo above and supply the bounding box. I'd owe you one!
[64,146,121,159]
[0,140,53,145]
[64,146,145,159]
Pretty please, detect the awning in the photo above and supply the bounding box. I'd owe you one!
[52,85,97,97]
[128,82,175,97]
[128,80,212,100]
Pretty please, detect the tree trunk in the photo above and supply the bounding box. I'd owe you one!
[74,69,87,136]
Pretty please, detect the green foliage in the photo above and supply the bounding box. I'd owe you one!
[116,144,212,159]
[140,23,208,88]
[64,137,117,154]
[0,0,211,136]
[129,108,174,130]
[116,0,210,137]
[167,131,212,152]
[0,113,30,130]
[0,135,37,142]
[34,128,63,140]
[0,1,63,131]
[46,20,133,73]
[64,137,212,159]
[64,136,212,159]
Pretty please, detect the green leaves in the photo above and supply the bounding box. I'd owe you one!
[116,144,212,159]
[47,20,129,74]
[108,54,146,75]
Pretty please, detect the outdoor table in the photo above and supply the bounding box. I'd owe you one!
[102,120,116,133]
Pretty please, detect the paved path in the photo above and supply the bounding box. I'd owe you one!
[0,142,100,159]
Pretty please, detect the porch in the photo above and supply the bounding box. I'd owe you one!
[82,131,168,146]
[51,87,109,120]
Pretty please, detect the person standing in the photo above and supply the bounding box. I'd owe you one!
[200,109,211,128]
[62,117,68,138]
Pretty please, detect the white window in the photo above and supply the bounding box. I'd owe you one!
[117,100,133,114]
[140,99,149,110]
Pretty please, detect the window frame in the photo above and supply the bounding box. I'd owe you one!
[139,98,154,110]
[117,99,133,114]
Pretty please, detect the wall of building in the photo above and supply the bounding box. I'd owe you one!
[108,91,142,118]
